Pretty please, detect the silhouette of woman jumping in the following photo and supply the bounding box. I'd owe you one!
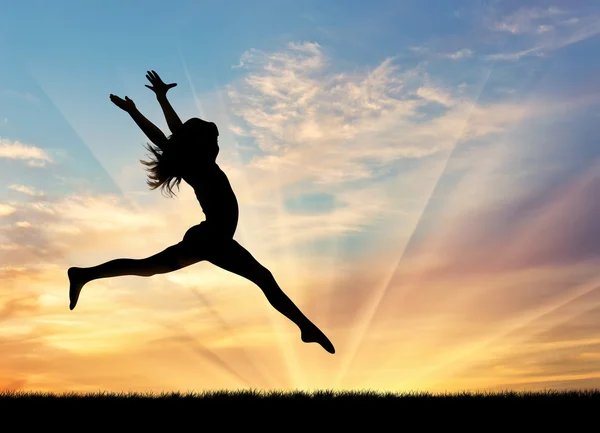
[68,70,335,354]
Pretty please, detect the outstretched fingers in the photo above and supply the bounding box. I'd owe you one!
[146,70,161,84]
[146,70,177,94]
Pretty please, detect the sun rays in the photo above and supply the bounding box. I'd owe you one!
[3,0,600,393]
[333,65,498,389]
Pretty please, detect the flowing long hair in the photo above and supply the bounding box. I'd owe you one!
[140,118,219,198]
[140,139,182,198]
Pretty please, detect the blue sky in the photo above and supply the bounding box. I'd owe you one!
[2,0,600,393]
[2,0,598,200]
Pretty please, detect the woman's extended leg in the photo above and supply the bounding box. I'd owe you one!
[207,239,335,354]
[68,242,203,310]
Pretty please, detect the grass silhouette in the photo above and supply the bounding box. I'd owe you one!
[3,388,599,400]
[2,388,596,428]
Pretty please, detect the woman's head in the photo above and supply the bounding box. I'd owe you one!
[140,117,219,198]
[178,117,220,161]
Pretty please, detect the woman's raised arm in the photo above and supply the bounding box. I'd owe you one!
[110,94,168,149]
[145,70,183,134]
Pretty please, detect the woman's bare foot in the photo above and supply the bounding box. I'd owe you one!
[301,322,335,354]
[68,267,87,310]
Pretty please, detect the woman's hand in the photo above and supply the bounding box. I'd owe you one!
[110,94,136,112]
[145,70,177,97]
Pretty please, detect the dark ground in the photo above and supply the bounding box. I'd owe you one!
[2,389,597,429]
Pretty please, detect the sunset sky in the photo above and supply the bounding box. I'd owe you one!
[1,0,600,393]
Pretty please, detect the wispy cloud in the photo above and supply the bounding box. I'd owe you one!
[8,184,44,197]
[226,42,548,194]
[487,6,600,61]
[493,6,565,34]
[442,48,473,60]
[0,138,52,167]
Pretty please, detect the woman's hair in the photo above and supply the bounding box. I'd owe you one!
[140,139,182,198]
[140,118,219,198]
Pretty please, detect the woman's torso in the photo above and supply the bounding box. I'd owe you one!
[181,162,239,237]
